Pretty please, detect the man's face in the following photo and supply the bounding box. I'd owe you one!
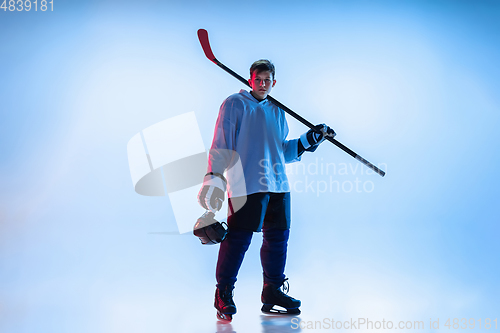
[248,70,276,100]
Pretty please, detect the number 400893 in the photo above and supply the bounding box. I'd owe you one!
[1,0,54,11]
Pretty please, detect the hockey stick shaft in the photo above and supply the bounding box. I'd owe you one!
[197,29,385,177]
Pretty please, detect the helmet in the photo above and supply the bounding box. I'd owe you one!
[193,211,228,245]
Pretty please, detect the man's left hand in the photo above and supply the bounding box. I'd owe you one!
[300,124,336,152]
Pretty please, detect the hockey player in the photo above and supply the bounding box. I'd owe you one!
[198,59,335,321]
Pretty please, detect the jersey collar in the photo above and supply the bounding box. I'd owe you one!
[240,89,268,104]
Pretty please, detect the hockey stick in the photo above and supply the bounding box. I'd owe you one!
[197,29,386,177]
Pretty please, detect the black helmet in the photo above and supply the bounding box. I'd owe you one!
[193,211,228,245]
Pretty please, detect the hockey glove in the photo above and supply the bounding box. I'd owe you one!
[300,124,336,152]
[197,172,227,213]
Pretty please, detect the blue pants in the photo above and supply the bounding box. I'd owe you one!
[227,192,291,232]
[216,192,291,289]
[216,227,290,289]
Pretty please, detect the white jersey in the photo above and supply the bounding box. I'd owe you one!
[207,89,301,197]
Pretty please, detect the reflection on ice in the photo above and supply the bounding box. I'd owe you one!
[216,320,236,333]
[260,314,301,333]
[214,314,301,333]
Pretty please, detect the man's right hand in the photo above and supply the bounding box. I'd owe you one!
[197,173,227,213]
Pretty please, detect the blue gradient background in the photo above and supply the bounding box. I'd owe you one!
[1,1,499,332]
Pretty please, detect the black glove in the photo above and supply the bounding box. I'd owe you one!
[300,124,336,152]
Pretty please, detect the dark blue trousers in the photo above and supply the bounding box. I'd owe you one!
[216,192,291,289]
[216,227,290,289]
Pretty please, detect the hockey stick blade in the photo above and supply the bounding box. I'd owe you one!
[198,29,250,87]
[197,29,386,177]
[197,29,217,63]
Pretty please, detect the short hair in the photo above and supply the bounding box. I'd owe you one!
[250,59,275,80]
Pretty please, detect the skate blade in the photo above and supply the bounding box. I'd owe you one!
[216,311,233,322]
[261,304,301,315]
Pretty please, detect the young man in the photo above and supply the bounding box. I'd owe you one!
[198,60,335,321]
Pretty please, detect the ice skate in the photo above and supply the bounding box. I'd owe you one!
[261,278,301,315]
[215,286,237,322]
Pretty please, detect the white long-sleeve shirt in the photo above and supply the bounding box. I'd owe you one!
[207,90,301,197]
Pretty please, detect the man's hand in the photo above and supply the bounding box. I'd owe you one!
[197,173,227,213]
[300,124,336,152]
